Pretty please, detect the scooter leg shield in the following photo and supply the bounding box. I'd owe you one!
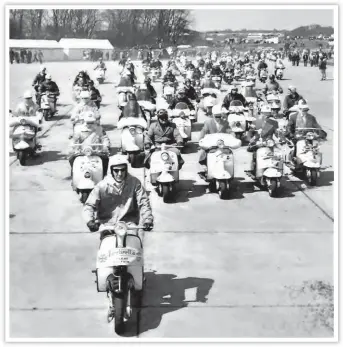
[121,129,140,152]
[263,168,282,178]
[157,172,175,183]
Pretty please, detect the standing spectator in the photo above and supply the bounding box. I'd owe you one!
[319,57,327,81]
[33,50,39,63]
[23,49,28,63]
[15,51,20,63]
[111,50,116,61]
[20,49,25,63]
[10,49,14,64]
[27,50,32,64]
[38,50,44,64]
[106,51,109,60]
[119,51,124,60]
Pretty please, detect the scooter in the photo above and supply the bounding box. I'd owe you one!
[148,143,181,202]
[275,66,285,80]
[198,133,242,199]
[9,114,42,166]
[116,87,135,109]
[163,82,176,105]
[200,88,219,117]
[245,134,284,197]
[234,68,242,81]
[150,68,161,82]
[227,101,248,140]
[211,75,222,90]
[137,100,156,128]
[117,117,148,168]
[286,128,324,186]
[170,102,193,147]
[40,92,58,121]
[259,68,268,83]
[92,222,144,335]
[224,71,234,85]
[70,143,108,203]
[95,68,106,84]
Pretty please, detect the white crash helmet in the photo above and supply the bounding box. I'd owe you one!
[46,74,52,80]
[212,104,223,116]
[108,154,129,171]
[261,105,272,114]
[80,91,91,99]
[23,90,32,99]
[298,99,310,110]
[270,102,280,110]
[40,66,46,72]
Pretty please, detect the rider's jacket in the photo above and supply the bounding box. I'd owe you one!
[71,102,100,123]
[83,173,153,225]
[70,124,110,151]
[15,101,40,117]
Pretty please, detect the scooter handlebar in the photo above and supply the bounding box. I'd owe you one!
[97,223,143,233]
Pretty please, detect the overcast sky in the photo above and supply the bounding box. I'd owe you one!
[191,9,334,31]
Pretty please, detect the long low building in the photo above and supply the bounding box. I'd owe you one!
[9,39,64,61]
[59,38,114,61]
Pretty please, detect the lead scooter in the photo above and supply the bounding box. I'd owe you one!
[9,112,42,166]
[245,132,285,197]
[198,133,242,199]
[286,128,324,186]
[70,143,109,203]
[92,222,144,335]
[147,143,182,203]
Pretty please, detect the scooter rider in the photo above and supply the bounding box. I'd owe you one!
[150,58,163,70]
[71,91,101,126]
[144,109,185,170]
[211,62,223,77]
[200,71,216,89]
[263,74,283,95]
[198,105,233,178]
[185,59,196,71]
[83,154,154,233]
[69,111,110,176]
[88,80,102,109]
[14,90,42,118]
[169,87,195,111]
[222,85,247,109]
[184,78,200,103]
[32,66,47,92]
[163,69,177,84]
[40,74,60,114]
[257,58,268,78]
[144,77,157,104]
[283,86,304,118]
[247,105,279,171]
[73,70,92,87]
[94,57,107,71]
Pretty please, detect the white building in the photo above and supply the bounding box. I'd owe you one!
[9,39,64,61]
[58,39,114,61]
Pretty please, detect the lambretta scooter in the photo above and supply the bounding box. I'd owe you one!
[200,88,220,117]
[40,91,58,121]
[116,87,135,109]
[198,133,242,199]
[9,113,42,166]
[286,128,324,186]
[211,75,222,90]
[245,134,285,197]
[92,222,144,335]
[163,82,176,105]
[227,101,249,140]
[117,115,148,168]
[169,102,193,149]
[148,143,182,202]
[70,143,109,203]
[259,68,268,82]
[95,68,106,84]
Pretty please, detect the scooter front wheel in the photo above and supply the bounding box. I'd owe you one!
[218,180,230,200]
[268,179,278,197]
[17,151,27,166]
[308,168,318,186]
[161,184,173,203]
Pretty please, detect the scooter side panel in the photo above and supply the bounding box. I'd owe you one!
[207,149,234,180]
[255,147,274,178]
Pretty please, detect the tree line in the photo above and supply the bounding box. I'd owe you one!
[9,9,194,47]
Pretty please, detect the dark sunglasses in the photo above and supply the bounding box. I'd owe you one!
[112,168,127,174]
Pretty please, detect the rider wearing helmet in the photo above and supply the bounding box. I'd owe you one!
[32,66,47,91]
[198,105,233,179]
[257,58,268,78]
[88,80,102,109]
[83,154,154,233]
[15,90,41,118]
[71,90,100,125]
[263,74,283,95]
[211,62,223,77]
[200,71,216,89]
[150,57,163,70]
[94,57,107,71]
[69,111,110,176]
[222,86,247,109]
[73,70,92,87]
[144,109,185,170]
[283,86,304,117]
[169,87,195,110]
[40,74,60,114]
[163,69,176,84]
[184,78,199,102]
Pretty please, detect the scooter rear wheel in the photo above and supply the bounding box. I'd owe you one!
[162,184,173,203]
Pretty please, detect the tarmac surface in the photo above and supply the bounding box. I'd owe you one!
[9,59,334,338]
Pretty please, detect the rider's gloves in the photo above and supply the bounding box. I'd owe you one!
[143,220,153,231]
[87,220,100,232]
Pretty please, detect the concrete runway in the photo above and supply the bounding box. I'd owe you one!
[9,59,334,338]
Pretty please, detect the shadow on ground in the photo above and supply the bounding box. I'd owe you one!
[137,271,214,335]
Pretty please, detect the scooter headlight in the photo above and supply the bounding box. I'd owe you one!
[236,121,241,127]
[114,222,128,237]
[20,118,26,125]
[217,139,225,149]
[129,127,136,135]
[84,172,91,178]
[267,139,275,148]
[83,147,92,157]
[161,152,170,161]
[135,127,143,134]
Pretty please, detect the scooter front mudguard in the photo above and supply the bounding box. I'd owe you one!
[207,149,234,181]
[263,167,282,178]
[157,171,175,183]
[303,160,321,169]
[77,178,96,190]
[72,156,103,190]
[121,128,141,152]
[13,140,30,150]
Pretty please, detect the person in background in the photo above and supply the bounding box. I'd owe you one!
[10,49,14,64]
[33,50,39,63]
[319,57,327,81]
[15,51,20,64]
[27,50,32,64]
[38,50,44,64]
